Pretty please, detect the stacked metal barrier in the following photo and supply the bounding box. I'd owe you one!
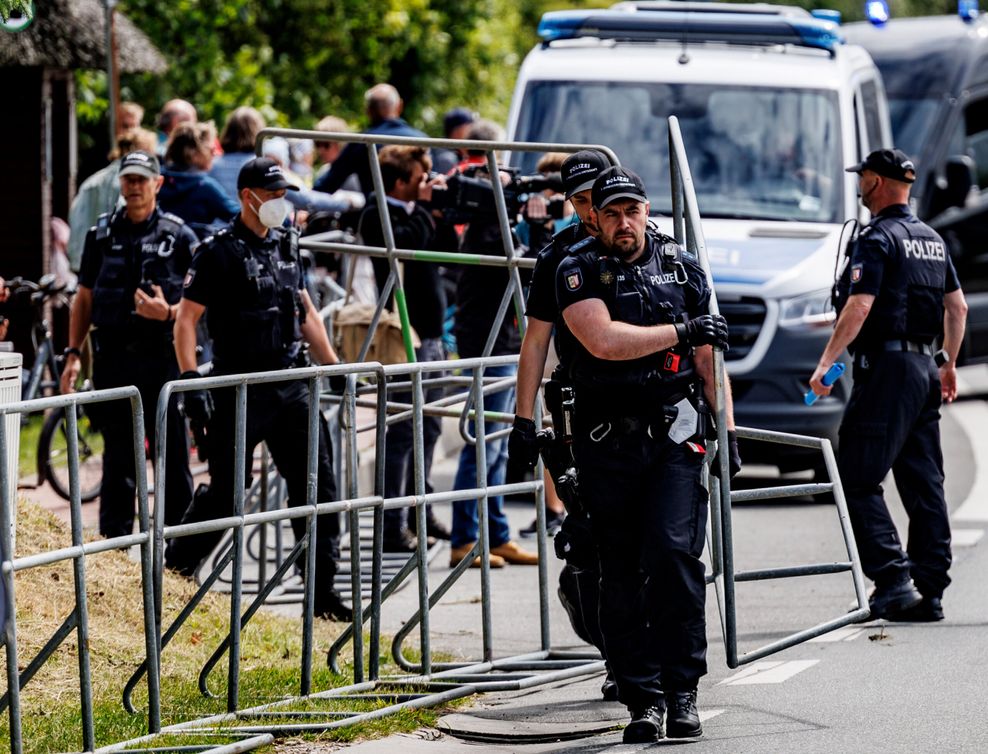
[0,127,871,753]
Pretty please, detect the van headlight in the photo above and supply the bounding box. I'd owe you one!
[778,289,836,329]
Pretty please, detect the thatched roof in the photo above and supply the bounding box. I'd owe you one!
[0,0,166,73]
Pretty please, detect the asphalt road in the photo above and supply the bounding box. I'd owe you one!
[336,364,988,753]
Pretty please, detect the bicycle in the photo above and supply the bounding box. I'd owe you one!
[6,275,103,502]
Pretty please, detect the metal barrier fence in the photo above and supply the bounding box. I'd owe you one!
[0,127,873,752]
[667,116,870,667]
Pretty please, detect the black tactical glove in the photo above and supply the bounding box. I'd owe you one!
[675,314,729,351]
[507,416,540,477]
[711,429,742,479]
[179,370,213,425]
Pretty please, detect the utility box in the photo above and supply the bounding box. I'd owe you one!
[0,351,21,549]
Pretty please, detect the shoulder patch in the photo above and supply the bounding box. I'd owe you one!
[564,269,583,291]
[850,264,863,283]
[859,226,873,237]
[183,269,196,288]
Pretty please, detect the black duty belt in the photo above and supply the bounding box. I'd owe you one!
[880,340,934,356]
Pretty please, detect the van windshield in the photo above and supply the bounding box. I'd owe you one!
[513,81,842,223]
[886,98,941,162]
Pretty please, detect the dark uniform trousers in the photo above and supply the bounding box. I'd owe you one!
[839,352,951,598]
[575,425,708,709]
[90,336,193,539]
[170,379,341,597]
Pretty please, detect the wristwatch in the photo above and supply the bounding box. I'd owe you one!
[63,347,81,359]
[933,349,950,368]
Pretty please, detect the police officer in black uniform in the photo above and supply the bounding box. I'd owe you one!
[811,148,968,623]
[61,150,195,539]
[165,157,351,622]
[557,167,736,744]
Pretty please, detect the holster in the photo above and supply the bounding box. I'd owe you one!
[540,379,581,514]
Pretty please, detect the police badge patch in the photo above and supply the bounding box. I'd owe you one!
[183,269,196,288]
[566,270,582,290]
[850,264,862,283]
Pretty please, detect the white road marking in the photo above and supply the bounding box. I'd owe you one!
[952,528,985,547]
[700,709,726,722]
[717,659,819,685]
[808,626,865,643]
[949,383,988,522]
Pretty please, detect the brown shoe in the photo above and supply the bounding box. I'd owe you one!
[449,542,506,569]
[490,540,539,565]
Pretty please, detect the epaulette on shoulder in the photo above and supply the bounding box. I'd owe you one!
[568,236,595,255]
[159,211,187,226]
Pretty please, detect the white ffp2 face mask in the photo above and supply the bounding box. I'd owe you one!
[250,191,290,228]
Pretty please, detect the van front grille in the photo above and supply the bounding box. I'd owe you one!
[719,297,766,361]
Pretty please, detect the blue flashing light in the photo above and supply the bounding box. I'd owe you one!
[959,0,979,23]
[536,9,844,52]
[865,0,890,27]
[811,9,842,25]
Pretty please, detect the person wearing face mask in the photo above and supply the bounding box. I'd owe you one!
[165,157,352,622]
[812,148,968,623]
[61,150,197,539]
[555,166,734,744]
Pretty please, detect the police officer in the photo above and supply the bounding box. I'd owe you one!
[61,150,195,539]
[557,167,736,744]
[509,148,614,697]
[811,148,967,622]
[165,157,351,622]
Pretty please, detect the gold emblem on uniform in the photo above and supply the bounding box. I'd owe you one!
[600,270,615,285]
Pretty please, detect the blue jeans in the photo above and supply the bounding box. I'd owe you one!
[451,364,516,549]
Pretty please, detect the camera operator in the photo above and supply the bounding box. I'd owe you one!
[60,150,196,539]
[444,120,539,569]
[358,145,454,552]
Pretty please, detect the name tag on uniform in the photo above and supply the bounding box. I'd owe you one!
[668,397,698,444]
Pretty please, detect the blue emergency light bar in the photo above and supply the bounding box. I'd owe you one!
[537,9,844,53]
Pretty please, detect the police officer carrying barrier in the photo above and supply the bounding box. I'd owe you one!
[811,148,968,623]
[556,166,737,744]
[165,157,352,622]
[61,150,195,539]
[508,148,617,699]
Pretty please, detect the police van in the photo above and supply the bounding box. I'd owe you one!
[506,2,892,474]
[844,14,988,363]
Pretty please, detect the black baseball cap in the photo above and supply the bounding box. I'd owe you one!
[118,150,160,179]
[561,150,610,199]
[845,148,916,184]
[236,157,300,192]
[443,107,477,136]
[591,166,648,208]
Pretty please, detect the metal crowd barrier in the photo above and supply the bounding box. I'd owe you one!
[667,116,871,667]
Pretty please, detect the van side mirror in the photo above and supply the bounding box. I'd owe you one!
[938,155,976,210]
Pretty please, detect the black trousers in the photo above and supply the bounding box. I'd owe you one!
[574,425,708,710]
[90,346,193,539]
[838,352,951,598]
[166,380,341,603]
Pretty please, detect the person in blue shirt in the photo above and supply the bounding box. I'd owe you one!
[313,83,427,196]
[209,106,267,201]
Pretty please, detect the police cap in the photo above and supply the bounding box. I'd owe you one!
[118,150,160,179]
[591,166,648,208]
[561,150,611,199]
[845,148,916,184]
[237,157,300,192]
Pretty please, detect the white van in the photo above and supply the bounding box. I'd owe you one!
[507,2,892,474]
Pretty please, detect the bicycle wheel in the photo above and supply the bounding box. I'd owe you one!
[38,405,103,502]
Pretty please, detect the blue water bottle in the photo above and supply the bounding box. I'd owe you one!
[804,362,845,406]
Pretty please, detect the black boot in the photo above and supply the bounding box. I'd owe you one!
[623,703,665,743]
[315,589,353,623]
[601,673,619,702]
[665,689,702,738]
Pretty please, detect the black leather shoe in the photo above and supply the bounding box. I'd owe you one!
[869,579,922,619]
[409,511,451,541]
[623,704,665,743]
[887,596,944,622]
[315,591,353,623]
[382,528,419,553]
[665,689,702,738]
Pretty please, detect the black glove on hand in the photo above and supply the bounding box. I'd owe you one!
[179,370,213,425]
[711,429,742,479]
[328,374,348,394]
[507,416,540,475]
[676,314,729,351]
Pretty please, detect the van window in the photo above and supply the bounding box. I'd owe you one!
[860,79,885,150]
[513,81,842,223]
[964,97,988,189]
